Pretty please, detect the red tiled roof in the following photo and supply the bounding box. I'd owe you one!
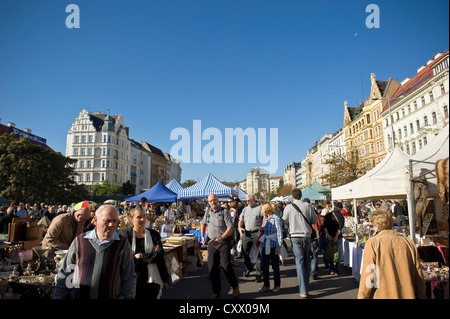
[383,50,449,112]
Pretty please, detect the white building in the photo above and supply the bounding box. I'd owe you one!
[130,139,152,194]
[382,51,449,155]
[66,109,131,192]
[246,167,270,197]
[269,176,284,194]
[165,153,182,184]
[66,109,181,194]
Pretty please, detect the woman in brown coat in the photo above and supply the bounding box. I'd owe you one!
[358,210,426,299]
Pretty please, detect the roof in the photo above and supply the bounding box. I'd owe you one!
[383,50,449,112]
[142,141,166,158]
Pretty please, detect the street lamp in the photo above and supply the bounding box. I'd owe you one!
[373,95,405,151]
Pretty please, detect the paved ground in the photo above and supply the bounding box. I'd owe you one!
[161,242,360,300]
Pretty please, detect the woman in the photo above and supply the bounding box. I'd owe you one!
[229,199,240,265]
[323,212,340,275]
[358,210,426,299]
[258,203,283,293]
[126,207,169,299]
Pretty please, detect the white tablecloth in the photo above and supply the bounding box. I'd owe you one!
[342,238,364,281]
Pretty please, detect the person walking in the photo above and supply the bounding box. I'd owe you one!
[53,205,136,299]
[358,210,426,299]
[258,203,283,293]
[282,189,318,298]
[238,194,263,282]
[126,206,169,299]
[201,194,240,299]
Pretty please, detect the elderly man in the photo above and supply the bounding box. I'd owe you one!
[42,207,91,251]
[53,205,136,299]
[201,194,240,299]
[238,194,263,282]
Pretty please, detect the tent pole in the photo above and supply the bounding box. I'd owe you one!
[408,159,416,244]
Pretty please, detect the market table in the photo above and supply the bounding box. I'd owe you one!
[342,238,364,281]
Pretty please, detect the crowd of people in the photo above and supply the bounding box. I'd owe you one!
[0,190,425,299]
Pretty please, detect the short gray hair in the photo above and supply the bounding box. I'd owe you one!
[95,204,119,217]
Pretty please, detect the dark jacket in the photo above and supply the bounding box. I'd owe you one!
[125,228,170,286]
[0,211,14,234]
[330,209,345,238]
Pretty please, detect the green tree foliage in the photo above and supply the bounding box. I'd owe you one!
[322,149,366,188]
[122,180,135,195]
[93,180,122,196]
[0,134,89,203]
[182,179,197,187]
[278,183,293,197]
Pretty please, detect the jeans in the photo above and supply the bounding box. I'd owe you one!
[291,237,311,295]
[261,247,281,288]
[310,240,319,278]
[318,234,330,267]
[329,237,343,274]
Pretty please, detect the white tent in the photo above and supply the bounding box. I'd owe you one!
[178,173,232,199]
[332,147,411,200]
[406,124,449,197]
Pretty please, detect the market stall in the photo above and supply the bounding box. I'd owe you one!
[331,126,449,297]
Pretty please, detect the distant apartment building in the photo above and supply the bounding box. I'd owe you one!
[381,51,449,155]
[66,109,181,194]
[343,73,401,170]
[269,176,284,194]
[245,167,270,197]
[283,162,301,189]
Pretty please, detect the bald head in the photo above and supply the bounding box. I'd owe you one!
[74,207,91,224]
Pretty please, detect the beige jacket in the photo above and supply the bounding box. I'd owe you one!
[358,230,426,299]
[42,212,84,251]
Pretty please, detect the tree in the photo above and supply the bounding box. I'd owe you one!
[0,133,89,203]
[93,180,122,196]
[122,180,135,195]
[322,149,366,188]
[182,179,196,187]
[278,184,293,197]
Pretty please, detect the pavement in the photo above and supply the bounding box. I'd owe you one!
[161,241,360,300]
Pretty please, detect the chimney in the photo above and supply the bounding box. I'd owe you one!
[7,122,15,128]
[417,65,426,73]
[24,128,32,133]
[401,77,411,85]
[370,73,376,85]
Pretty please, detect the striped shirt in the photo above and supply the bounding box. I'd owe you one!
[261,214,283,249]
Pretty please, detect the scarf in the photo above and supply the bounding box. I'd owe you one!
[131,228,163,298]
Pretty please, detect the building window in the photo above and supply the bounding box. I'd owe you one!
[419,139,423,149]
[410,123,414,134]
[398,129,402,140]
[429,91,434,102]
[408,105,411,114]
[421,97,425,107]
[424,116,428,126]
[416,120,420,131]
[423,136,428,146]
[444,105,449,118]
[404,126,408,137]
[432,112,437,124]
[441,84,446,95]
[412,141,416,155]
[81,135,86,143]
[414,101,418,111]
[74,136,79,144]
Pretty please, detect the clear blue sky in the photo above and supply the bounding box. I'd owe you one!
[1,0,448,183]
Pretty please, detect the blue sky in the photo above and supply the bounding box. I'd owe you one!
[0,0,448,183]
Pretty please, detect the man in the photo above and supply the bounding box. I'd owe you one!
[238,194,263,282]
[53,205,136,299]
[201,194,240,299]
[42,207,91,251]
[327,202,345,275]
[393,200,407,226]
[43,205,58,222]
[282,189,318,298]
[15,202,28,219]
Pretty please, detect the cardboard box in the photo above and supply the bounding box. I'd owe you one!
[22,239,41,250]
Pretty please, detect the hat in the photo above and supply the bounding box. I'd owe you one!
[104,199,115,205]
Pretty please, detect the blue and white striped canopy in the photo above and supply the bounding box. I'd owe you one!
[165,179,185,195]
[178,173,232,199]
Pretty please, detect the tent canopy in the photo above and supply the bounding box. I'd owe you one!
[232,185,248,201]
[331,147,411,200]
[331,125,449,201]
[302,186,327,200]
[0,196,13,204]
[178,173,232,199]
[126,181,178,202]
[165,179,185,195]
[310,181,331,194]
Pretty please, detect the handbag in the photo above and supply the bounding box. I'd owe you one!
[325,241,339,263]
[291,203,317,241]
